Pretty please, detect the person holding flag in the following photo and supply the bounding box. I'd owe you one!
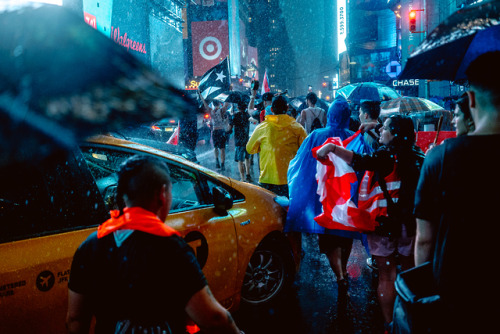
[315,115,424,333]
[286,96,372,299]
[197,58,231,170]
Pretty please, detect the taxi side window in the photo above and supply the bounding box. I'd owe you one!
[81,146,205,213]
[0,151,106,244]
[167,164,204,212]
[205,178,245,204]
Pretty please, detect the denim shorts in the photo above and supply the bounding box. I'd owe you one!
[234,146,250,162]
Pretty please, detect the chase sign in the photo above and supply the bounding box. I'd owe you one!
[392,79,420,86]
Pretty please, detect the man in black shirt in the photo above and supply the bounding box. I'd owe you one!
[228,100,252,182]
[67,155,242,334]
[414,52,500,332]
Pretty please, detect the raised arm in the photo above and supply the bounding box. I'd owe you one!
[198,89,210,111]
[315,143,354,165]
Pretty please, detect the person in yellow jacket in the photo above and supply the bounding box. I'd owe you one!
[246,95,307,197]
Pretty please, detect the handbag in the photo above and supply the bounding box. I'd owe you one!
[392,261,441,334]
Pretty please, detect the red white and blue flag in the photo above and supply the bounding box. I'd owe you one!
[312,131,398,232]
[261,70,270,95]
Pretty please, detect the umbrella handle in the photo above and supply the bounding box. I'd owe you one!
[433,115,444,144]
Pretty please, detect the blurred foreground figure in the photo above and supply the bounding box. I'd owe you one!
[414,51,500,332]
[67,155,242,334]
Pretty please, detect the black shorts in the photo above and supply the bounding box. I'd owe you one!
[234,146,250,162]
[318,234,353,254]
[212,129,226,149]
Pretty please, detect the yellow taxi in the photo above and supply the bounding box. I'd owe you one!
[0,135,299,334]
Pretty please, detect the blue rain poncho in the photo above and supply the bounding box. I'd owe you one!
[285,96,373,238]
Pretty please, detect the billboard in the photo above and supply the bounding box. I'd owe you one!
[191,20,229,77]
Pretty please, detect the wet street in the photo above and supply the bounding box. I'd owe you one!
[194,135,386,334]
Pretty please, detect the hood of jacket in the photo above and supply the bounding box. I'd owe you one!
[326,97,351,129]
[264,113,297,128]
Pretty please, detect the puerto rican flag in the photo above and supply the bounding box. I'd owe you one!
[261,70,270,95]
[312,131,395,232]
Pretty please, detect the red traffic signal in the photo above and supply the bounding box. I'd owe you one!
[409,10,417,33]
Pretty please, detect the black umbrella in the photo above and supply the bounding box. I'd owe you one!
[399,0,500,81]
[0,3,196,167]
[336,82,400,105]
[290,96,330,113]
[223,91,251,105]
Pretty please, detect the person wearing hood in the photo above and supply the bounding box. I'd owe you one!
[286,96,368,298]
[246,95,307,197]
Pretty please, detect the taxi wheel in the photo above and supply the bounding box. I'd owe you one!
[241,245,292,305]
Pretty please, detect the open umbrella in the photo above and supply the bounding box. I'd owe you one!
[223,91,251,105]
[336,82,400,105]
[290,96,330,113]
[399,0,500,81]
[380,96,444,115]
[0,3,196,167]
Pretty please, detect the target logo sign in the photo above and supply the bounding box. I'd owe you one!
[199,36,222,60]
[192,20,229,76]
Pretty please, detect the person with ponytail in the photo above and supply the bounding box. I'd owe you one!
[316,115,425,333]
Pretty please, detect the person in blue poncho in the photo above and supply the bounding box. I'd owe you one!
[286,95,371,296]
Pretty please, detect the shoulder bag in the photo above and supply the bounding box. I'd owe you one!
[392,261,441,334]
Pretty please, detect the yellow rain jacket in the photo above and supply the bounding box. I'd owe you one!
[246,114,307,185]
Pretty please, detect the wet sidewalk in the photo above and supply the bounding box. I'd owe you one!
[235,234,385,334]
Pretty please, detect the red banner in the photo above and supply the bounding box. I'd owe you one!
[191,20,229,76]
[416,131,456,153]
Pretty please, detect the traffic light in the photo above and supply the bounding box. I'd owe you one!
[409,10,417,33]
[322,82,327,88]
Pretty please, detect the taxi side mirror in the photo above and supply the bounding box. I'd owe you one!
[212,186,233,215]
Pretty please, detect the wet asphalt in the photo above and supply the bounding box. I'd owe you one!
[194,137,386,334]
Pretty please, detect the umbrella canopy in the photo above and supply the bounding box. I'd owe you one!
[223,91,251,105]
[399,0,500,81]
[290,96,330,113]
[0,3,196,167]
[380,96,444,115]
[336,82,400,105]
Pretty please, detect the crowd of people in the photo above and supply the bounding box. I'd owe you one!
[67,50,500,333]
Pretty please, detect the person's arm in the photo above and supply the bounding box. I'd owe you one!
[198,90,210,111]
[315,143,354,165]
[246,127,261,154]
[298,110,306,127]
[66,289,92,334]
[359,121,379,133]
[185,286,242,334]
[247,89,257,116]
[415,218,437,265]
[221,101,230,113]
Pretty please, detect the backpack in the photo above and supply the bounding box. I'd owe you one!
[310,110,323,132]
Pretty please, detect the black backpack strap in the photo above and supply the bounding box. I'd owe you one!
[378,174,396,213]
